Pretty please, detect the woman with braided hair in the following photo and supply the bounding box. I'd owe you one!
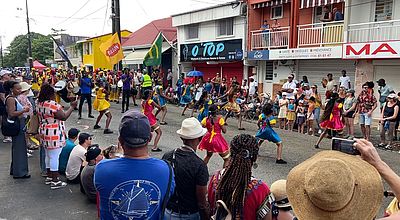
[199,104,230,168]
[208,134,272,220]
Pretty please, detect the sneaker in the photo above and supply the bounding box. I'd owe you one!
[318,129,322,134]
[94,125,101,129]
[50,181,67,190]
[314,145,320,149]
[27,153,33,158]
[45,177,52,185]
[385,145,393,150]
[276,159,288,164]
[88,115,95,118]
[27,149,34,154]
[378,143,386,148]
[3,137,12,143]
[104,129,113,134]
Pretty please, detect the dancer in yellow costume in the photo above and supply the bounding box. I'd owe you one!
[93,82,113,134]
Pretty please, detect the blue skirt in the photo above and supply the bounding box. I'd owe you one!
[153,96,166,107]
[256,127,282,143]
[180,95,192,105]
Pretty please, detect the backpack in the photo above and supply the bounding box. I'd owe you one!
[212,200,232,220]
[1,96,20,137]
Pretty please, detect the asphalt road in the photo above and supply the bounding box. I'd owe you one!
[0,100,399,219]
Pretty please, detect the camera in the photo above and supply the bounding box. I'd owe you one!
[331,137,360,155]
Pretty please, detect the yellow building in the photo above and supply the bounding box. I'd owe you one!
[80,30,132,70]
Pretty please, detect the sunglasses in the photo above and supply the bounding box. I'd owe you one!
[363,87,368,89]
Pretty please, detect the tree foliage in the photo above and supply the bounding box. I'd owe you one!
[3,32,53,67]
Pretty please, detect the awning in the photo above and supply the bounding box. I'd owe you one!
[300,0,344,9]
[123,44,171,65]
[252,0,290,9]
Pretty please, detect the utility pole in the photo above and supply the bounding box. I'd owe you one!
[25,0,33,68]
[111,0,122,70]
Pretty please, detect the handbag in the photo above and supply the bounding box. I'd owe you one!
[27,112,40,135]
[1,96,20,137]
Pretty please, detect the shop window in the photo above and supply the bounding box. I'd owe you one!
[265,61,273,81]
[185,24,199,40]
[271,6,283,20]
[375,0,393,21]
[218,18,234,36]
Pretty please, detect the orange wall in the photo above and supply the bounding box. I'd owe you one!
[299,8,313,25]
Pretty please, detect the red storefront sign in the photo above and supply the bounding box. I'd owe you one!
[343,41,400,59]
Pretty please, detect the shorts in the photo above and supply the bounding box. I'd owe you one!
[296,116,306,125]
[344,110,355,118]
[45,148,63,172]
[359,113,372,126]
[131,88,138,96]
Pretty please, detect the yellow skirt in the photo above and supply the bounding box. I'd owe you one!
[93,98,110,112]
[224,102,240,113]
[286,111,296,121]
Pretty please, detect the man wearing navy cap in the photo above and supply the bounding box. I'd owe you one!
[95,110,175,220]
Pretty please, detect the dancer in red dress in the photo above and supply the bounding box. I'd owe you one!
[199,104,230,168]
[141,89,163,152]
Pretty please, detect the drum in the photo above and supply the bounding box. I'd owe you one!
[117,80,123,88]
[54,81,70,103]
[54,80,66,92]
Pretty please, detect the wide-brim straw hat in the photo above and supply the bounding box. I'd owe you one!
[287,151,383,220]
[270,179,291,208]
[176,117,207,139]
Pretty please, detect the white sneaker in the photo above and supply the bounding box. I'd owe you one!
[3,137,12,143]
[27,149,34,154]
[50,181,67,190]
[318,129,322,134]
[45,177,52,185]
[27,153,33,158]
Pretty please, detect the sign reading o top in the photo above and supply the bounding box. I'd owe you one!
[180,39,243,62]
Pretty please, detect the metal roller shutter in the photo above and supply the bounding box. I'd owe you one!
[297,59,356,100]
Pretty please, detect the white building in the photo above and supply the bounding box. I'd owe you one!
[172,1,248,83]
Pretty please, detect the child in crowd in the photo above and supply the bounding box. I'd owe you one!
[278,92,288,129]
[142,89,163,152]
[286,98,296,131]
[296,100,306,134]
[256,103,287,164]
[199,104,230,168]
[307,97,316,135]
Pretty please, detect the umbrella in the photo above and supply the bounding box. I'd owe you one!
[187,70,203,77]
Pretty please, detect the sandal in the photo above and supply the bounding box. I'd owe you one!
[160,122,168,125]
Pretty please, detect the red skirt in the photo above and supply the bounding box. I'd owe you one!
[199,132,229,153]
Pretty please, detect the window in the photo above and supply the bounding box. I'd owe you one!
[265,61,273,81]
[185,24,199,40]
[375,0,393,21]
[271,6,283,19]
[84,42,93,55]
[218,18,234,36]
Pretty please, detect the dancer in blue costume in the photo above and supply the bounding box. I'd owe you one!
[180,81,193,116]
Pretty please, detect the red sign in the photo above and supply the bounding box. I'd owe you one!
[106,43,121,57]
[343,41,400,59]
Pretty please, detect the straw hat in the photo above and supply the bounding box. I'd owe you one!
[19,82,32,92]
[270,180,291,208]
[176,117,207,139]
[287,151,383,220]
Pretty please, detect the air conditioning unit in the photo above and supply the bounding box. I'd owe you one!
[278,60,294,66]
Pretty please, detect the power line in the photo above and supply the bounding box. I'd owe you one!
[135,0,160,33]
[62,4,107,27]
[55,0,92,25]
[102,0,110,33]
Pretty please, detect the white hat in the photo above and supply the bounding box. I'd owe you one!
[282,92,288,96]
[0,70,11,77]
[19,82,32,92]
[176,117,207,139]
[388,93,398,99]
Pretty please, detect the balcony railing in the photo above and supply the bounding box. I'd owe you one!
[347,19,400,43]
[251,27,290,50]
[298,21,344,47]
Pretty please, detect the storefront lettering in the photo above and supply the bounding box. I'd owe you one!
[191,42,225,57]
[345,43,398,56]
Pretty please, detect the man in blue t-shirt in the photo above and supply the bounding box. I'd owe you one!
[78,71,94,119]
[95,110,175,220]
[58,128,80,175]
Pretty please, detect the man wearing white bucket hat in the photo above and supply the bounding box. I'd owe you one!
[162,117,210,220]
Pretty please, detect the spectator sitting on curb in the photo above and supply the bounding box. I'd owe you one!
[80,144,103,203]
[58,128,80,175]
[66,133,92,183]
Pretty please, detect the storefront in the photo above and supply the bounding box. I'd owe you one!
[180,39,245,83]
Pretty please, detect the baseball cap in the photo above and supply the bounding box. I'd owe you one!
[78,133,93,144]
[377,78,385,84]
[68,128,80,139]
[119,110,151,148]
[85,144,101,162]
[0,70,11,77]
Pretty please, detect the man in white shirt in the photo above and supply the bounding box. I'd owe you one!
[249,77,257,97]
[282,74,297,99]
[66,133,92,183]
[339,70,351,89]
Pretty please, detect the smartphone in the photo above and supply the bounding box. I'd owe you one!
[331,137,360,155]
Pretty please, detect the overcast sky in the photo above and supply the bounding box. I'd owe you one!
[0,0,232,48]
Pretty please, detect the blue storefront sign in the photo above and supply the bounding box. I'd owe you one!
[248,50,269,60]
[180,39,243,62]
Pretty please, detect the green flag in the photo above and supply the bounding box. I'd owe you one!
[143,33,163,66]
